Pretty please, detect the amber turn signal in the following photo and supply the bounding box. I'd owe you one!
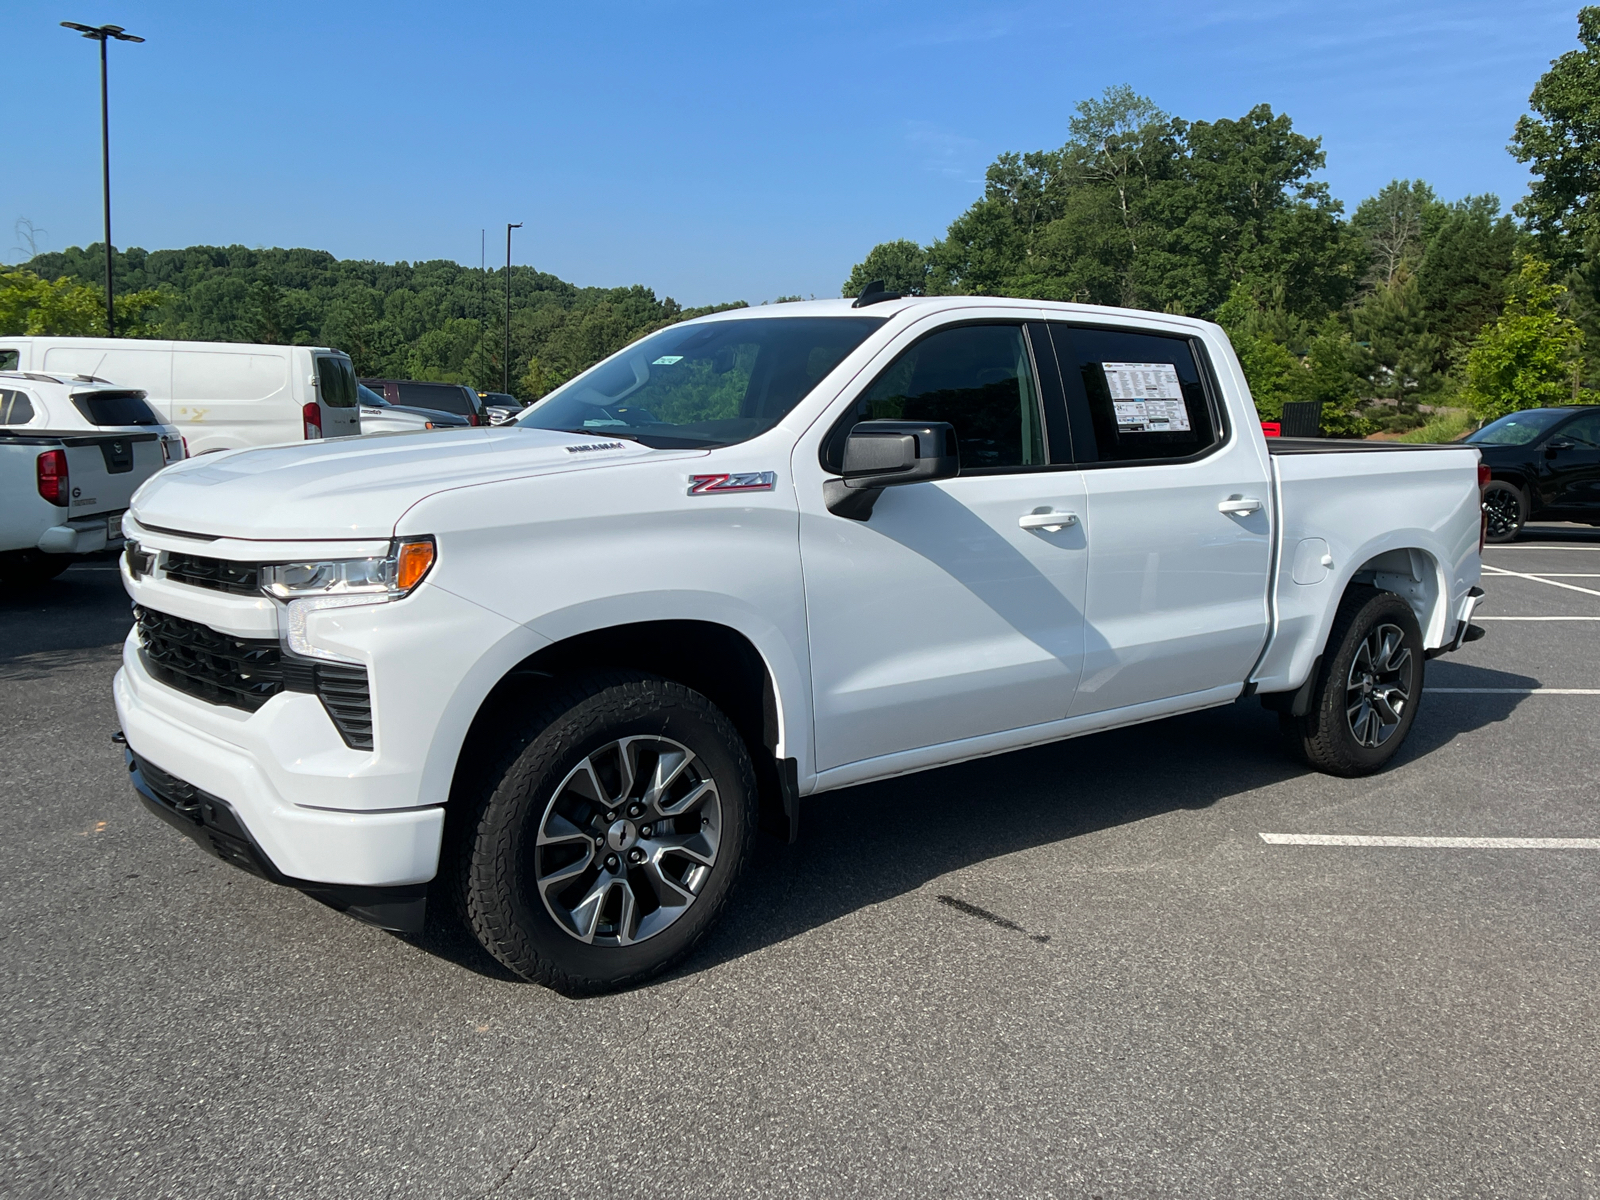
[395,538,436,592]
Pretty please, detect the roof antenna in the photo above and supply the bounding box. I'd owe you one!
[852,279,903,308]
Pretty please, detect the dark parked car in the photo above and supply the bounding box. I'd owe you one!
[360,379,488,426]
[478,391,526,425]
[1468,405,1600,541]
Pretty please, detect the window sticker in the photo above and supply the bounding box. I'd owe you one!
[1100,361,1191,433]
[652,355,684,365]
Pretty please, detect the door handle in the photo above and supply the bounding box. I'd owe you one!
[1217,496,1263,515]
[1019,510,1078,531]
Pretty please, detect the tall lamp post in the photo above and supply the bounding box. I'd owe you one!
[61,22,144,338]
[504,223,522,394]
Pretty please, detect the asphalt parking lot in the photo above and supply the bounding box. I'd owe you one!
[4,532,1599,1199]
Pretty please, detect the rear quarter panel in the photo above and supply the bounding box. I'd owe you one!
[1256,446,1482,692]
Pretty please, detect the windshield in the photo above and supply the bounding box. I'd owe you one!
[517,315,886,448]
[1467,410,1571,446]
[357,383,389,407]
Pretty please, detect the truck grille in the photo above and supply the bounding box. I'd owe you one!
[134,606,374,749]
[161,551,262,596]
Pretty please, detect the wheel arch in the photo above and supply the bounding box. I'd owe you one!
[450,619,800,841]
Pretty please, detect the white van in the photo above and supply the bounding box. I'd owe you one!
[0,338,360,454]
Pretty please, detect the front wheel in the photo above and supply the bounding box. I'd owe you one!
[1481,480,1526,543]
[1281,585,1424,777]
[453,672,757,993]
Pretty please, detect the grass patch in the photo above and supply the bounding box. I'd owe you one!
[1395,410,1475,443]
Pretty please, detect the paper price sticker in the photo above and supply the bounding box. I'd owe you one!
[1101,362,1190,433]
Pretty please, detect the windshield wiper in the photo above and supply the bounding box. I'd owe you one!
[554,428,642,442]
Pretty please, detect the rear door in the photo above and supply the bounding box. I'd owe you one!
[313,355,362,437]
[1047,323,1273,716]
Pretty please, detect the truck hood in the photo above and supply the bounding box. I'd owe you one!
[130,427,667,540]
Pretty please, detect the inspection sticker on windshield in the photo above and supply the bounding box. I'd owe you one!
[652,355,684,365]
[1101,362,1191,433]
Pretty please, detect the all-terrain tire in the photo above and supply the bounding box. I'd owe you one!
[1481,480,1527,544]
[450,671,757,994]
[1280,585,1425,777]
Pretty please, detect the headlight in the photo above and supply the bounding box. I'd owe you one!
[262,538,436,662]
[261,537,435,600]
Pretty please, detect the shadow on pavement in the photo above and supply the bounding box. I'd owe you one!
[1513,523,1600,544]
[411,661,1537,989]
[0,560,132,667]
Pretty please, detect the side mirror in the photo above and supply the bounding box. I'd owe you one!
[824,421,959,520]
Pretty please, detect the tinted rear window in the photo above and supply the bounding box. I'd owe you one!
[1050,325,1219,462]
[0,389,36,425]
[71,390,161,427]
[316,358,358,408]
[397,382,475,416]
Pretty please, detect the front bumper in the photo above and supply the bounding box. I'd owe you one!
[126,747,428,932]
[115,655,446,888]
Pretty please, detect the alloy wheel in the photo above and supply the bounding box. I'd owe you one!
[1483,488,1521,540]
[533,736,721,946]
[1345,622,1414,748]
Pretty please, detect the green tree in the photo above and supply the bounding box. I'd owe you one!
[1461,257,1585,418]
[1414,196,1519,366]
[0,268,160,336]
[841,239,933,297]
[1512,6,1600,268]
[1352,267,1443,404]
[1350,179,1442,286]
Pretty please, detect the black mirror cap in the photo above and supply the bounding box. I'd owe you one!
[825,421,959,519]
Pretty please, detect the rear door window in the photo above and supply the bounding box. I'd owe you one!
[315,357,358,408]
[1048,325,1220,463]
[71,390,161,426]
[0,389,36,425]
[837,323,1045,472]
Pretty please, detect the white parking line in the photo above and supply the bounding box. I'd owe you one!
[1476,615,1600,620]
[1485,544,1600,550]
[1429,687,1600,694]
[1260,833,1600,849]
[1481,565,1600,598]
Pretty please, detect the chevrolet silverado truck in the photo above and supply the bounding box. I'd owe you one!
[113,294,1487,992]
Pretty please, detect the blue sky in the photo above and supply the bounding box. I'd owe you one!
[2,1,1585,306]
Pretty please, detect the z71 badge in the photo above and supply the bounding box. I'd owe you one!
[688,472,777,495]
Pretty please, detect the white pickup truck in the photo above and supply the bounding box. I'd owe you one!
[1,372,183,589]
[113,295,1486,992]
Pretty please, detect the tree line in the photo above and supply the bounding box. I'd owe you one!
[1,244,742,400]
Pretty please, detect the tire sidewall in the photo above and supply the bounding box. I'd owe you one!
[469,677,755,990]
[1483,481,1526,544]
[1314,591,1425,772]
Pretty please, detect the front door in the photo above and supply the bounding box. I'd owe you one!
[1046,323,1273,716]
[1543,410,1600,513]
[799,320,1089,773]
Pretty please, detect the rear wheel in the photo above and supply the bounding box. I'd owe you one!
[1481,480,1526,543]
[1281,586,1424,777]
[0,550,71,592]
[452,671,757,993]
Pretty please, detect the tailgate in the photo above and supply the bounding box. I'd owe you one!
[58,432,166,517]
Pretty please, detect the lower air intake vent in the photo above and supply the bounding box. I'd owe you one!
[136,606,374,749]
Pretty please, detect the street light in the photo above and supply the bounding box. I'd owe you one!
[505,223,522,395]
[61,21,144,338]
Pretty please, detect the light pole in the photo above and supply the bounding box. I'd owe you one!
[61,22,144,338]
[505,222,522,394]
